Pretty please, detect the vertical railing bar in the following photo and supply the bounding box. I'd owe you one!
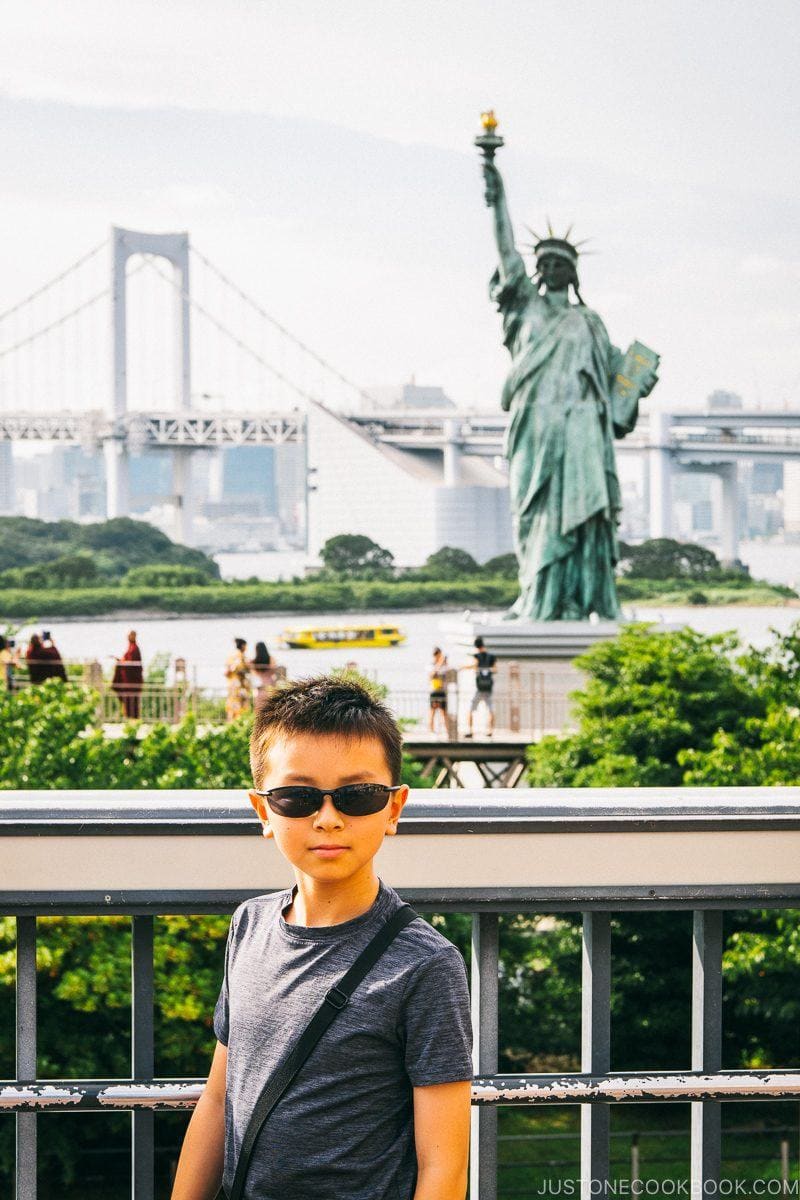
[131,915,155,1200]
[15,914,37,1200]
[470,911,499,1200]
[580,911,611,1200]
[690,909,723,1188]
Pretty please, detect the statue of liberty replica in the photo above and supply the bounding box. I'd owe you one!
[476,113,660,622]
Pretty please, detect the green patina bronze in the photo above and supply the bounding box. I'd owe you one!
[476,112,659,621]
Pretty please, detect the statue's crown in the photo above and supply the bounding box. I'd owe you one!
[524,223,587,269]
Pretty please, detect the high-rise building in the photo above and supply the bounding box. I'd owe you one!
[274,443,307,545]
[221,446,276,513]
[0,443,14,513]
[129,452,176,510]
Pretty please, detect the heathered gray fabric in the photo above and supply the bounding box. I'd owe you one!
[214,878,473,1200]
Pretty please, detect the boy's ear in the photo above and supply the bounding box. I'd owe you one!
[385,784,409,836]
[249,790,272,837]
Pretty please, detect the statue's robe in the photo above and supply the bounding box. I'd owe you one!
[491,258,639,620]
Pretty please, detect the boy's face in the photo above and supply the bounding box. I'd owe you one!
[249,731,408,885]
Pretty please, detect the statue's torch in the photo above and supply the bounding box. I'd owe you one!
[474,110,504,162]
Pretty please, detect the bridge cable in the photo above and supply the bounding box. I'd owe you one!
[0,260,148,361]
[0,287,110,359]
[190,245,375,408]
[138,255,328,411]
[0,239,107,324]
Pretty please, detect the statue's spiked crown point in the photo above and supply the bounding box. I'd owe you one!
[522,223,584,268]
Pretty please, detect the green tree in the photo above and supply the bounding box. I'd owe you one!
[483,552,518,578]
[421,546,481,579]
[0,515,220,580]
[617,537,738,581]
[319,534,395,578]
[528,625,765,788]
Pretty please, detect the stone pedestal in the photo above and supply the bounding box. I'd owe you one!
[440,618,624,664]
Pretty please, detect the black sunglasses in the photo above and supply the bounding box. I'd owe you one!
[255,783,403,818]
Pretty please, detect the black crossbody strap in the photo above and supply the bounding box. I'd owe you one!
[224,902,419,1200]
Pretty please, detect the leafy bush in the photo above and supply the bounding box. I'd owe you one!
[0,577,520,618]
[528,624,766,788]
[482,552,518,578]
[122,564,212,588]
[0,552,99,589]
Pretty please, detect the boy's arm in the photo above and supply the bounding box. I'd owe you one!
[171,1041,228,1200]
[412,1079,472,1200]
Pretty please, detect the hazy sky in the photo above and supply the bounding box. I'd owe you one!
[1,0,798,412]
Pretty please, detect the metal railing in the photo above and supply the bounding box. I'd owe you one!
[2,788,800,1198]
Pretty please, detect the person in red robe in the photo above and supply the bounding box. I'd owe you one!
[26,634,48,684]
[40,631,67,681]
[112,630,144,719]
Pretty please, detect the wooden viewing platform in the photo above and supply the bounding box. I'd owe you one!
[401,733,531,788]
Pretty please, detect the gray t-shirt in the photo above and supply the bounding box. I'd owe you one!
[214,878,473,1200]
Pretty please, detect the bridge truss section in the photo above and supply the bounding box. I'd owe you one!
[0,410,305,450]
[122,412,305,449]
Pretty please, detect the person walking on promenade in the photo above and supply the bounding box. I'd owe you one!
[250,641,280,709]
[112,630,144,719]
[40,631,67,681]
[0,635,20,691]
[225,637,251,722]
[460,636,497,738]
[25,634,49,684]
[428,646,449,735]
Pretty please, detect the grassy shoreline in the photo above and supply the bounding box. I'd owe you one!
[0,575,794,619]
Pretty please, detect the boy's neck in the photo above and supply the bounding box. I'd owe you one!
[285,867,381,927]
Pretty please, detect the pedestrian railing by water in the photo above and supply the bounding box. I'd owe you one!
[2,789,800,1199]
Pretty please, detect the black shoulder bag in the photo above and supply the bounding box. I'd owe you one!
[217,902,419,1200]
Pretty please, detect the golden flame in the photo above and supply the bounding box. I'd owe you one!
[480,110,498,133]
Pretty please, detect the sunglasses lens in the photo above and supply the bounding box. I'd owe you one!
[266,787,319,817]
[335,785,391,815]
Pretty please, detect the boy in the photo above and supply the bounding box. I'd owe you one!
[172,676,473,1200]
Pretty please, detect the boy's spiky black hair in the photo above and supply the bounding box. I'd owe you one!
[250,675,403,787]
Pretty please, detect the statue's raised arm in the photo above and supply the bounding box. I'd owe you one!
[482,160,526,283]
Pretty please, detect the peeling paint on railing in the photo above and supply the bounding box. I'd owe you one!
[471,1070,800,1104]
[4,1071,800,1113]
[0,1081,204,1111]
[0,1085,83,1109]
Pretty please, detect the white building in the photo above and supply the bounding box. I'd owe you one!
[306,404,512,566]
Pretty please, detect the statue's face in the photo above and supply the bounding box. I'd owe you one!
[537,254,574,292]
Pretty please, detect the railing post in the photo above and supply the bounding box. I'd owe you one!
[132,915,155,1200]
[581,911,611,1199]
[15,915,37,1200]
[691,909,723,1188]
[471,912,499,1200]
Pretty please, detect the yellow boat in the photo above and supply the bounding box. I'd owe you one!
[280,624,406,650]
